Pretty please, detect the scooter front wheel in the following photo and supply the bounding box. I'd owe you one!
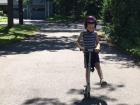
[84,86,90,98]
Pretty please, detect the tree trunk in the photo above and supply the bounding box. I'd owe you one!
[7,0,13,28]
[18,0,23,24]
[73,1,81,20]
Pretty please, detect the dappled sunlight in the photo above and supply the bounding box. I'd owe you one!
[100,41,140,68]
[22,98,66,105]
[67,82,125,104]
[0,32,79,55]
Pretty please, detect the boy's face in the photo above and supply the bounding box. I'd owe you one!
[87,23,95,32]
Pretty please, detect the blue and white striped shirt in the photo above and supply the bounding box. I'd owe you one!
[80,31,97,50]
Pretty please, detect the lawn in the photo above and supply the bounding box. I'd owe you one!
[0,24,38,45]
[0,17,7,22]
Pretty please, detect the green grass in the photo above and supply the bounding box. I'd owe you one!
[0,17,7,22]
[0,24,38,45]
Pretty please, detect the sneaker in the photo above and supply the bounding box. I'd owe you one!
[100,80,107,87]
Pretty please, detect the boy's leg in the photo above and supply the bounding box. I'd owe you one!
[92,52,103,80]
[95,62,103,81]
[95,62,107,86]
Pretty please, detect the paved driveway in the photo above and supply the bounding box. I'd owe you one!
[0,22,140,105]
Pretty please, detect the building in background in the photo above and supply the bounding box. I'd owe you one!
[30,0,53,19]
[0,0,7,15]
[0,0,53,19]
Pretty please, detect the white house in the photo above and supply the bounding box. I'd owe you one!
[0,0,7,14]
[0,0,53,19]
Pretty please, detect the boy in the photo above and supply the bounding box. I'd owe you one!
[76,16,107,87]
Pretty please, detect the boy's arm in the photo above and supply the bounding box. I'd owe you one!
[95,32,100,52]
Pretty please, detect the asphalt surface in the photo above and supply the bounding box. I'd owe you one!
[0,21,140,105]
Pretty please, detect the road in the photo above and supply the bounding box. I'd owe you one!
[0,22,140,105]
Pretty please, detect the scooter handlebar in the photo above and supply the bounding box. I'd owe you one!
[80,48,95,52]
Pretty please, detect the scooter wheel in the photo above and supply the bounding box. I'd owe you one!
[83,86,90,98]
[84,92,90,98]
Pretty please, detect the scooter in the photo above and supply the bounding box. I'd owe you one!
[84,49,93,98]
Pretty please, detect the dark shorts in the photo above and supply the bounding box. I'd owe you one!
[84,52,100,69]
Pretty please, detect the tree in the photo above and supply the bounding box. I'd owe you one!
[7,0,13,28]
[102,0,112,23]
[104,0,140,51]
[53,0,103,19]
[85,0,103,17]
[72,0,81,20]
[18,0,23,24]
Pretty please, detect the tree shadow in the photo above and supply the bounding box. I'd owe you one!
[27,21,84,32]
[67,88,115,105]
[93,82,125,92]
[0,33,78,56]
[22,97,66,105]
[100,41,140,68]
[1,21,139,68]
[67,82,125,104]
[67,88,118,102]
[72,97,108,105]
[67,89,84,95]
[21,97,115,105]
[26,20,102,32]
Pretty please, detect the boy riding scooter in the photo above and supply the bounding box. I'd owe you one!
[76,16,107,98]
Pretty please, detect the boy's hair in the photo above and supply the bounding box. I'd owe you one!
[84,16,97,29]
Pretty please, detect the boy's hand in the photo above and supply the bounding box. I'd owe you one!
[80,47,84,51]
[95,47,100,53]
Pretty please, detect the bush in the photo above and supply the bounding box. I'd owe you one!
[102,0,140,57]
[102,0,112,23]
[0,11,3,16]
[112,0,140,45]
[53,0,103,19]
[104,0,140,57]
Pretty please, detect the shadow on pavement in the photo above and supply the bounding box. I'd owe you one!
[93,82,125,92]
[0,29,139,68]
[72,97,108,105]
[22,97,66,105]
[67,89,117,102]
[67,83,125,104]
[0,33,78,56]
[27,21,84,32]
[21,97,108,105]
[67,88,114,105]
[100,41,140,68]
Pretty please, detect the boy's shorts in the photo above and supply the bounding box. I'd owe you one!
[84,52,100,69]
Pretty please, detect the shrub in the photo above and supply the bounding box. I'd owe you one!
[0,11,3,16]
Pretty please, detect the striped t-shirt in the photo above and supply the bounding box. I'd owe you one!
[80,31,97,50]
